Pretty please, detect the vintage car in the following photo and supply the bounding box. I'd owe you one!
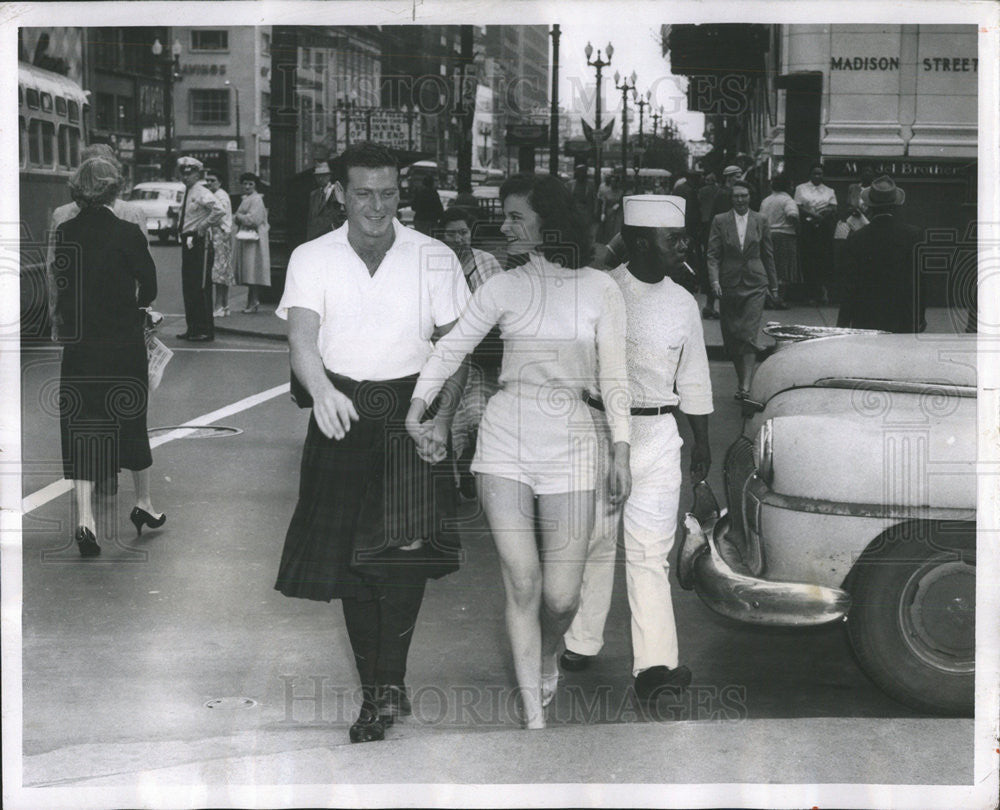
[128,181,185,242]
[678,332,977,716]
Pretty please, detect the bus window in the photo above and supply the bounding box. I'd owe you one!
[19,116,26,168]
[26,87,39,109]
[68,100,79,123]
[56,96,67,117]
[28,119,55,167]
[40,92,53,113]
[58,125,81,169]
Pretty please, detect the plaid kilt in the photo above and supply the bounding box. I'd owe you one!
[274,373,461,602]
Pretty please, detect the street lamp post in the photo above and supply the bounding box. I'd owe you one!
[224,79,240,147]
[651,106,662,140]
[634,89,649,153]
[614,69,636,192]
[584,41,613,190]
[151,36,182,178]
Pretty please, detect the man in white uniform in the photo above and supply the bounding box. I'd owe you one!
[562,195,714,704]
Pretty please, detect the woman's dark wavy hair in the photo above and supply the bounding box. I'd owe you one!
[499,173,592,268]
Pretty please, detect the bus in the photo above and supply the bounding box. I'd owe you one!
[19,61,88,341]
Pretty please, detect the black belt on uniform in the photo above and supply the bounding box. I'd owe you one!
[585,395,676,416]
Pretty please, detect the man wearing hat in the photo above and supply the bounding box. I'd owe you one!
[837,176,924,333]
[306,161,345,241]
[176,156,225,341]
[562,194,713,705]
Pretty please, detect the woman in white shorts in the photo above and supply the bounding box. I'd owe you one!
[407,173,632,728]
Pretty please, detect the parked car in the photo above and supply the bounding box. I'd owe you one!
[128,181,185,243]
[678,332,977,716]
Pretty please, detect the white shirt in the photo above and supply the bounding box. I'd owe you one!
[412,253,632,445]
[610,264,713,415]
[734,210,749,249]
[759,191,799,236]
[276,219,470,381]
[794,181,838,216]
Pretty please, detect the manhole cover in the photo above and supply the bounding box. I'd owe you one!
[204,697,258,709]
[148,425,244,439]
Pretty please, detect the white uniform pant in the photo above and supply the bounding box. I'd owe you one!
[564,408,683,675]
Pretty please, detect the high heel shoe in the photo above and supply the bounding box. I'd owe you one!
[242,303,258,314]
[541,659,560,708]
[76,526,101,557]
[129,506,166,537]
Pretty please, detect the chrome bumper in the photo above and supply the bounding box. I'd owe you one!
[678,512,851,626]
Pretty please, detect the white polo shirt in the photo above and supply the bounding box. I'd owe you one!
[277,219,470,381]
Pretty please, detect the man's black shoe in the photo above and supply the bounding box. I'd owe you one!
[187,333,214,342]
[701,307,720,320]
[560,649,594,672]
[634,665,692,702]
[176,331,191,340]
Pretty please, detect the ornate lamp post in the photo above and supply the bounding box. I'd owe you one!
[634,89,649,152]
[151,36,182,177]
[651,105,662,140]
[584,40,613,188]
[614,69,636,191]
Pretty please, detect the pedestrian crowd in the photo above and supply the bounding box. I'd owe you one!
[47,138,935,744]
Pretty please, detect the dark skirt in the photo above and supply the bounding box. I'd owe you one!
[60,340,152,482]
[274,373,461,603]
[720,287,766,357]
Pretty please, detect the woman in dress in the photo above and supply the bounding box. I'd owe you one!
[203,170,235,317]
[53,158,165,557]
[406,173,632,729]
[232,172,271,313]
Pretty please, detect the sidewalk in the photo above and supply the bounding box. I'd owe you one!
[215,285,967,359]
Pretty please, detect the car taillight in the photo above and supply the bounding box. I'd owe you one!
[753,418,774,485]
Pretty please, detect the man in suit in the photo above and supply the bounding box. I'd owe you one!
[305,161,345,241]
[837,175,924,334]
[707,180,778,399]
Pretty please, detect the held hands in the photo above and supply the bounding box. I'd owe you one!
[711,281,723,298]
[313,382,360,440]
[607,442,632,509]
[690,442,712,484]
[405,400,448,464]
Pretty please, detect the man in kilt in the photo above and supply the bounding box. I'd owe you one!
[274,142,470,744]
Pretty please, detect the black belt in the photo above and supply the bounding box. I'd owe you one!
[585,395,676,416]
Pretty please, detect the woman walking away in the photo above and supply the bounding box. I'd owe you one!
[53,158,165,557]
[232,172,271,313]
[407,173,632,729]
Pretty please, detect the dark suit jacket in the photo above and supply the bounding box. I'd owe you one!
[837,215,924,333]
[706,209,777,292]
[53,206,156,346]
[306,185,345,241]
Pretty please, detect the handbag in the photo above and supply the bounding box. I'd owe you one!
[235,229,259,241]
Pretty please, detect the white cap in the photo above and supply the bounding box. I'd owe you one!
[176,155,204,171]
[622,195,686,228]
[314,161,332,175]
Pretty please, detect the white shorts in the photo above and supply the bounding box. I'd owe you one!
[470,388,599,495]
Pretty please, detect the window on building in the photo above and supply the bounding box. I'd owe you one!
[261,91,270,124]
[58,124,81,169]
[301,47,311,70]
[95,92,116,130]
[28,119,55,166]
[315,102,324,135]
[314,50,324,72]
[189,89,230,124]
[190,30,229,52]
[261,32,271,56]
[93,27,121,70]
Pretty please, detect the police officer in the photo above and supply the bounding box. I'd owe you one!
[562,195,714,704]
[175,156,225,341]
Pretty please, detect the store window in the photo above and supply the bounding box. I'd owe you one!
[191,30,229,52]
[95,92,116,130]
[190,89,230,124]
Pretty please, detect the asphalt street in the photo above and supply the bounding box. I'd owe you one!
[14,241,974,790]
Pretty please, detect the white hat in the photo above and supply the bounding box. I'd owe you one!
[722,165,742,176]
[176,155,204,171]
[622,195,686,228]
[314,161,332,175]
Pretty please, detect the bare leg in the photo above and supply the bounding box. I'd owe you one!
[73,479,96,533]
[131,468,160,517]
[537,489,595,665]
[214,283,229,311]
[478,473,545,729]
[735,352,756,394]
